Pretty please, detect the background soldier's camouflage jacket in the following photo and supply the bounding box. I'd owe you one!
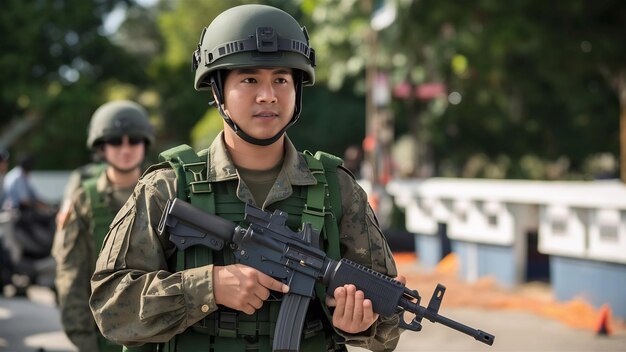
[90,133,402,351]
[52,170,134,352]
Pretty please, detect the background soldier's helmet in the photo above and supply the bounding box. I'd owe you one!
[86,100,155,149]
[192,4,316,90]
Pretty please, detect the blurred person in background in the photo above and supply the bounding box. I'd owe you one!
[1,153,57,295]
[52,100,155,352]
[2,154,56,255]
[0,148,11,290]
[0,148,9,204]
[343,144,364,180]
[2,154,48,211]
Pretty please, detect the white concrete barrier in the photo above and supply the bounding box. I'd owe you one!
[387,177,626,318]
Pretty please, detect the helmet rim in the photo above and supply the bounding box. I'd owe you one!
[86,100,155,149]
[193,4,315,91]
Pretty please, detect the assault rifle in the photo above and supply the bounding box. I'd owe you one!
[158,198,495,352]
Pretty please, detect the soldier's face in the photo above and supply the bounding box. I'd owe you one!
[102,135,145,172]
[222,67,296,141]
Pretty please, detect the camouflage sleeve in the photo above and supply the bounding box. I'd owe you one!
[89,168,217,345]
[62,169,83,202]
[52,189,99,351]
[335,168,402,351]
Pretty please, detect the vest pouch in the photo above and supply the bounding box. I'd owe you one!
[190,303,275,338]
[98,334,122,352]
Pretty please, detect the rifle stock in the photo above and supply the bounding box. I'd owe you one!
[158,198,495,351]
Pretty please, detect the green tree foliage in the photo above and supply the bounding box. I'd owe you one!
[145,0,252,150]
[0,0,150,169]
[3,0,623,180]
[431,0,623,179]
[304,0,625,179]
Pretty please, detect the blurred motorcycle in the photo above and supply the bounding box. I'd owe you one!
[0,205,56,297]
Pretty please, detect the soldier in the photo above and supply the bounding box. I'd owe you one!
[90,5,403,352]
[55,158,106,231]
[53,100,155,352]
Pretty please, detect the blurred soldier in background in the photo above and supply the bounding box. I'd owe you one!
[52,100,155,352]
[55,158,106,231]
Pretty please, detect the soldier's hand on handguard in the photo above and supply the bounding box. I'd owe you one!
[326,275,407,333]
[213,264,289,315]
[327,284,378,333]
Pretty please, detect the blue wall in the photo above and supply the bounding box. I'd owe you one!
[415,234,441,270]
[551,256,626,319]
[452,241,517,288]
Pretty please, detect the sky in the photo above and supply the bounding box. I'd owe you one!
[103,0,159,34]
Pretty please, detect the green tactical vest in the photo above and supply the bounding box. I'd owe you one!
[157,144,348,352]
[83,177,117,262]
[83,176,124,352]
[83,177,157,352]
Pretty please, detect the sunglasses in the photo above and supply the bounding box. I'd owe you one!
[104,136,144,146]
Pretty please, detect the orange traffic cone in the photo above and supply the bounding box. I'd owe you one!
[595,304,613,336]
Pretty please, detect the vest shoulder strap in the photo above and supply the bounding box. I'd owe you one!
[158,144,213,269]
[82,176,114,261]
[158,144,211,201]
[302,150,345,340]
[302,150,343,258]
[312,150,344,224]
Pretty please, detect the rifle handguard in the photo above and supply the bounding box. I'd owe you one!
[325,259,404,316]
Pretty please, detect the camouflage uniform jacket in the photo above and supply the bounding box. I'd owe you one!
[53,170,135,352]
[90,133,402,351]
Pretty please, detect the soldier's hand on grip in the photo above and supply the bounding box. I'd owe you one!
[213,264,289,315]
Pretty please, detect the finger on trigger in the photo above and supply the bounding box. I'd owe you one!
[259,271,289,293]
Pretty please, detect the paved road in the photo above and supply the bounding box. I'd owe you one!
[0,287,75,352]
[1,286,625,352]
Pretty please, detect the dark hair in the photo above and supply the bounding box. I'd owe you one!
[0,149,9,162]
[18,155,35,172]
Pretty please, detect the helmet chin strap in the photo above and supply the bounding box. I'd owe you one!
[209,71,303,147]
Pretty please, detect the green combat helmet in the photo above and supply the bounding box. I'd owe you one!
[191,4,316,146]
[86,100,155,149]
